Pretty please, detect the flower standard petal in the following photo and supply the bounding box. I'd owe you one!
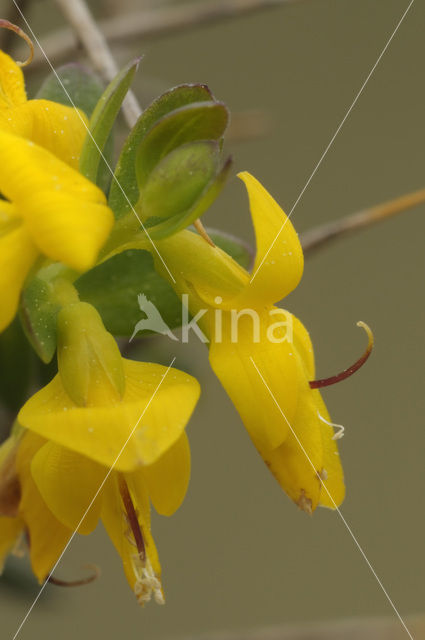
[10,99,88,169]
[18,360,200,472]
[31,441,104,534]
[0,51,87,168]
[236,172,304,307]
[0,130,113,272]
[0,50,26,110]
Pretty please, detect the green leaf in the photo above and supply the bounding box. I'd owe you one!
[19,277,60,364]
[147,157,232,239]
[36,63,104,117]
[139,141,220,221]
[108,84,217,218]
[136,101,229,189]
[79,58,140,185]
[0,318,33,411]
[75,250,181,337]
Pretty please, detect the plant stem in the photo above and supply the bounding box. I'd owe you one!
[30,0,304,71]
[54,0,141,128]
[301,186,425,254]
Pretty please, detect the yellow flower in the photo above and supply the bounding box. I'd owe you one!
[152,172,345,513]
[0,50,87,168]
[14,301,200,603]
[0,50,114,333]
[0,129,114,332]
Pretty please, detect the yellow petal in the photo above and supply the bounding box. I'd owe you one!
[0,222,38,332]
[141,433,191,516]
[263,387,324,512]
[236,172,304,307]
[0,516,23,573]
[19,360,200,472]
[31,442,104,535]
[209,309,299,450]
[16,432,73,582]
[101,473,163,604]
[0,130,113,271]
[0,130,100,203]
[292,314,316,379]
[315,394,345,509]
[0,51,26,111]
[10,100,88,169]
[23,191,114,272]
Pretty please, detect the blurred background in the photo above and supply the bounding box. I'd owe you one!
[0,0,424,638]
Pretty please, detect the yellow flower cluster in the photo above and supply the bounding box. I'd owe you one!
[0,46,351,606]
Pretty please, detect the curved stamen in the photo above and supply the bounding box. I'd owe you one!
[47,564,100,587]
[318,411,345,440]
[310,321,374,389]
[0,20,34,67]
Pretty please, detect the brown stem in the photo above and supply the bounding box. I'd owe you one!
[28,0,303,72]
[301,187,425,254]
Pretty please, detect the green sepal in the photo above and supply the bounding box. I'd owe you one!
[19,276,61,364]
[36,63,114,194]
[75,250,181,337]
[0,318,32,411]
[136,101,229,190]
[146,157,232,239]
[108,84,217,218]
[139,140,220,221]
[79,58,140,185]
[36,63,104,116]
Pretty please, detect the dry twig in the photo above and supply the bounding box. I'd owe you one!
[301,187,425,254]
[28,0,304,71]
[54,0,142,127]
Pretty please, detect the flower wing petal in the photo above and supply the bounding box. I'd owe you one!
[0,223,38,332]
[16,432,72,583]
[23,191,113,271]
[209,310,299,451]
[31,442,104,534]
[0,516,23,573]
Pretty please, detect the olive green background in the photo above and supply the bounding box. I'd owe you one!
[0,0,424,638]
